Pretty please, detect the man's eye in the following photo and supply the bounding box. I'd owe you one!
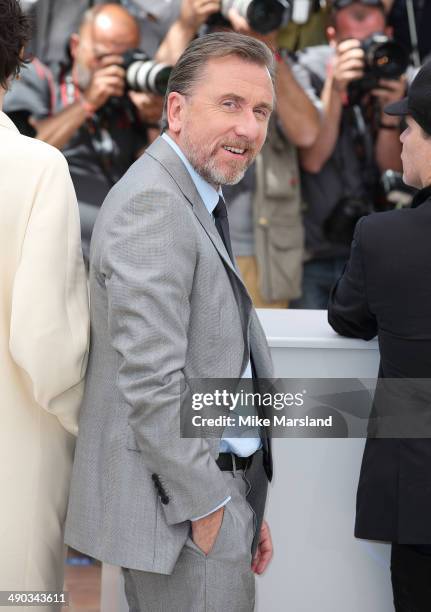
[222,101,237,109]
[255,109,268,119]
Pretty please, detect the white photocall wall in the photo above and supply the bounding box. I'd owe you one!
[255,309,392,612]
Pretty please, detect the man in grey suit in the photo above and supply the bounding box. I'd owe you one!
[65,31,276,611]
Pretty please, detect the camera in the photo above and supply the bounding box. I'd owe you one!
[362,34,409,80]
[348,34,409,103]
[122,50,172,95]
[324,171,416,245]
[323,197,373,246]
[95,50,171,123]
[379,170,416,209]
[220,0,292,34]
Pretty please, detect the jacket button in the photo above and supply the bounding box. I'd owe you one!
[151,474,159,482]
[161,495,169,505]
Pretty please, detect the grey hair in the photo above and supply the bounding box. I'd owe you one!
[161,31,275,131]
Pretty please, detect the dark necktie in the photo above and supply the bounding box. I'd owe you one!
[213,196,272,479]
[213,197,235,264]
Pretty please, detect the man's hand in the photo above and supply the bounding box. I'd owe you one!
[251,520,273,575]
[227,7,252,34]
[373,76,404,171]
[179,0,221,31]
[228,7,278,50]
[331,39,365,93]
[82,54,126,110]
[191,506,224,556]
[128,91,164,125]
[371,75,407,123]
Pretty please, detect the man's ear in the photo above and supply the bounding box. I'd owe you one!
[167,92,186,135]
[327,26,337,47]
[69,33,80,61]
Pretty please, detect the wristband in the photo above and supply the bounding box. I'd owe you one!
[379,122,399,130]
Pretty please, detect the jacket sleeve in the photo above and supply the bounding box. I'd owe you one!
[9,148,89,436]
[328,216,377,341]
[101,189,230,526]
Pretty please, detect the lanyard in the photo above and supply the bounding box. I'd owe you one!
[60,72,80,108]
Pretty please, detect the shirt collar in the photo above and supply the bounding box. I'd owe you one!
[411,184,431,209]
[162,132,221,215]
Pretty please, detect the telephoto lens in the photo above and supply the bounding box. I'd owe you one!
[221,0,291,34]
[123,50,172,95]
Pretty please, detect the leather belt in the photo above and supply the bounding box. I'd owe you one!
[216,452,253,472]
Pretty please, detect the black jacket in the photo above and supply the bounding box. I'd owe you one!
[328,186,431,544]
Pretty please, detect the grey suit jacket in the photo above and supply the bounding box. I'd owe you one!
[64,136,274,574]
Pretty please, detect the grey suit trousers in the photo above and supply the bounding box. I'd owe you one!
[122,452,267,612]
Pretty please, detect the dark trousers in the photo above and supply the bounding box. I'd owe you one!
[391,544,431,611]
[290,257,347,310]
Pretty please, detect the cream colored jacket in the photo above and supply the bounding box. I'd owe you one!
[0,111,89,607]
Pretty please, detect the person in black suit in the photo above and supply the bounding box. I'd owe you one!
[328,61,431,612]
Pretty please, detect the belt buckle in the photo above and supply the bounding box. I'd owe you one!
[232,453,251,473]
[231,452,238,475]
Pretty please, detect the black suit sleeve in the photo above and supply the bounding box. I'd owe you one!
[328,216,377,341]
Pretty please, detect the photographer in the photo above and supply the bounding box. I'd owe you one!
[292,0,407,309]
[6,4,164,262]
[222,9,321,307]
[23,0,222,76]
[23,0,181,76]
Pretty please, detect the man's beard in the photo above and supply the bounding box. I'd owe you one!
[74,61,92,91]
[181,132,255,187]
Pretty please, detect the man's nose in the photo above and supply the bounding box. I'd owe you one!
[233,109,261,141]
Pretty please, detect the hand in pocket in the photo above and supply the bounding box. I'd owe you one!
[191,506,225,556]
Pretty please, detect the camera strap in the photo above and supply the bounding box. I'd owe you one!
[406,0,421,67]
[60,73,77,107]
[60,72,118,187]
[350,103,379,210]
[303,52,379,208]
[352,105,373,170]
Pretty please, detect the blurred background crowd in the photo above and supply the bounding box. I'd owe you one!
[5,0,430,309]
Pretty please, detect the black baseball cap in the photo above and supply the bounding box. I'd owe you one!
[385,61,431,136]
[332,0,384,10]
